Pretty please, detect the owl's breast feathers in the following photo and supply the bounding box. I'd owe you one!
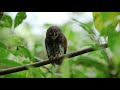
[45,34,67,57]
[57,34,67,54]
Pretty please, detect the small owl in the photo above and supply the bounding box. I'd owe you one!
[45,26,67,65]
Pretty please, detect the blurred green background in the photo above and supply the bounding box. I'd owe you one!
[0,12,120,78]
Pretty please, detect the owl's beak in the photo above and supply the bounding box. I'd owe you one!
[54,33,55,36]
[52,33,57,40]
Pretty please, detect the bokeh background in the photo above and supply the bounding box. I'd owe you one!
[1,12,119,78]
[5,12,94,60]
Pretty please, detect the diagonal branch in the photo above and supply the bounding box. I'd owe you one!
[0,43,108,75]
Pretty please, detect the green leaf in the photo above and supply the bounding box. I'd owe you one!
[76,56,109,73]
[108,29,120,51]
[0,42,6,49]
[14,12,27,28]
[3,70,26,78]
[16,46,34,60]
[0,47,9,58]
[93,12,120,36]
[72,18,94,35]
[73,18,89,32]
[108,29,120,72]
[3,73,26,78]
[0,15,12,28]
[0,59,21,69]
[60,58,70,78]
[27,67,45,78]
[72,69,88,78]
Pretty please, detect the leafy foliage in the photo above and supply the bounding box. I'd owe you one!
[93,12,120,36]
[0,12,120,78]
[0,15,12,28]
[15,46,34,61]
[0,59,21,69]
[14,12,27,28]
[0,47,9,58]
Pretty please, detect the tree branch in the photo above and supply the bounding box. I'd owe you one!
[0,43,108,75]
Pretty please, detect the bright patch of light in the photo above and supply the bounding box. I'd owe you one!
[73,12,93,23]
[7,12,93,35]
[26,12,71,26]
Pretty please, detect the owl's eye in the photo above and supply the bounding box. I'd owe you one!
[49,32,52,35]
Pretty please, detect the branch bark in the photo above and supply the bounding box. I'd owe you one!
[0,43,108,75]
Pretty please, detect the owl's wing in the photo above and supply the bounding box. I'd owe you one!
[64,36,67,54]
[59,44,64,55]
[61,35,67,54]
[45,38,51,58]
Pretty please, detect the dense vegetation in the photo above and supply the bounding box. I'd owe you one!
[0,12,120,78]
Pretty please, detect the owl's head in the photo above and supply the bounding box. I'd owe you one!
[46,26,63,40]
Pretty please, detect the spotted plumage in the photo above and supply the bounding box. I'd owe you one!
[45,26,67,65]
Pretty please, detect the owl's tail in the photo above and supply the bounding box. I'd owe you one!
[54,60,63,65]
[51,60,63,66]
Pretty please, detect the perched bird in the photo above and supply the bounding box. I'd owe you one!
[45,26,67,65]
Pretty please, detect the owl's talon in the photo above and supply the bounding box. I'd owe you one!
[48,56,56,66]
[49,56,54,61]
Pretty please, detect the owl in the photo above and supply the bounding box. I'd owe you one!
[45,26,67,65]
